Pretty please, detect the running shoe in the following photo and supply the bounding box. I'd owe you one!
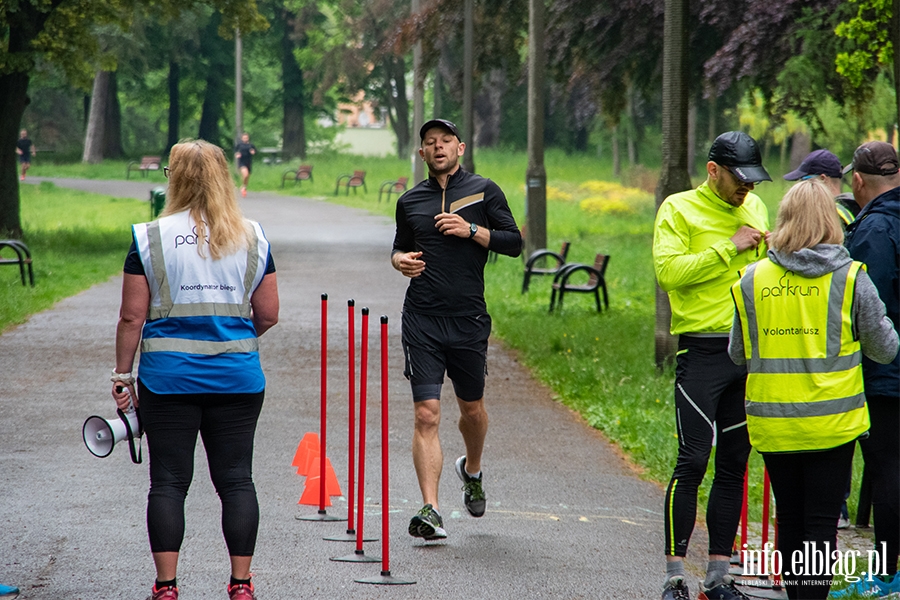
[699,575,750,600]
[838,516,851,529]
[227,581,256,600]
[147,584,178,600]
[661,576,690,600]
[0,583,19,598]
[830,574,897,598]
[455,456,486,517]
[408,503,447,540]
[240,186,247,198]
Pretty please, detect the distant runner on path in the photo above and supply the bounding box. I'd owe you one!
[15,129,35,182]
[653,131,771,600]
[234,132,256,198]
[391,118,522,541]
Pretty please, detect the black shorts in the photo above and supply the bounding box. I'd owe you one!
[238,161,252,173]
[401,311,491,402]
[19,154,30,164]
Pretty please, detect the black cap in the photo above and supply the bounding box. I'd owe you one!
[420,119,461,142]
[843,141,899,177]
[784,149,843,180]
[708,131,772,183]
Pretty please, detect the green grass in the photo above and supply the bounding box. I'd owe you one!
[0,181,144,332]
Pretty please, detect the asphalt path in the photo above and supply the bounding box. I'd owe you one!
[0,178,704,599]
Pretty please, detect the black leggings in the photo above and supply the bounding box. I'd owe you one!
[763,442,855,600]
[138,381,265,556]
[859,395,900,576]
[664,336,751,557]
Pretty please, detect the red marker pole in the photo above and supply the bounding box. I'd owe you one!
[298,293,344,522]
[356,316,414,585]
[332,308,378,561]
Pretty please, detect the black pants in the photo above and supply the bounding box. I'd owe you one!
[763,442,855,600]
[138,382,265,556]
[664,336,751,557]
[860,395,900,576]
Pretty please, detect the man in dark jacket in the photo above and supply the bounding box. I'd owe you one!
[391,119,522,541]
[845,141,900,589]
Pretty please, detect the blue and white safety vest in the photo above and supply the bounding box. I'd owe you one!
[133,210,270,394]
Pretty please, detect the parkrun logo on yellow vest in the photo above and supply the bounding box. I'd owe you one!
[759,271,821,301]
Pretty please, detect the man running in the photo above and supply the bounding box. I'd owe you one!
[391,118,522,540]
[234,132,256,198]
[16,129,35,182]
[654,131,771,600]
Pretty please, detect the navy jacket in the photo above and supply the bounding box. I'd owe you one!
[845,186,900,397]
[392,168,522,317]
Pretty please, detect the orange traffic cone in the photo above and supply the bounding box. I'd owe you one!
[298,474,332,507]
[305,456,343,496]
[291,432,319,469]
[299,446,320,476]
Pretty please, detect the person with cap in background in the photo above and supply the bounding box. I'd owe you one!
[391,119,522,541]
[833,141,900,598]
[783,148,860,227]
[653,131,771,600]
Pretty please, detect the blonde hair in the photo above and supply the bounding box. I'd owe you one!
[769,179,843,254]
[161,139,251,259]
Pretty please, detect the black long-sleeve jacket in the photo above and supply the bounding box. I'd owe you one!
[392,168,522,316]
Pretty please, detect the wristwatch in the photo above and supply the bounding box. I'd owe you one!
[468,222,478,238]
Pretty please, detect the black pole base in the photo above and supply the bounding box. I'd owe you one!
[323,530,378,542]
[296,509,347,522]
[331,550,380,563]
[356,570,416,585]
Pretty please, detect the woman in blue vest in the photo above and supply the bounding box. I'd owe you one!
[111,140,279,600]
[729,179,897,600]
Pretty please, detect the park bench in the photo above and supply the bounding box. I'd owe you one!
[334,170,367,195]
[0,240,34,287]
[282,164,314,188]
[126,156,162,179]
[549,253,610,313]
[521,241,570,293]
[378,176,408,203]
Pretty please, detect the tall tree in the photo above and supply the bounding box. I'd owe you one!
[654,0,691,369]
[197,13,234,145]
[280,8,307,158]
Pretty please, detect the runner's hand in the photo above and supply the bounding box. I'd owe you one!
[434,212,470,238]
[394,251,425,278]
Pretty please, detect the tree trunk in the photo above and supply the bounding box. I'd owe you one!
[166,61,180,154]
[474,68,505,148]
[83,70,109,164]
[524,0,546,258]
[654,0,691,370]
[197,14,230,146]
[385,56,411,161]
[687,96,697,177]
[198,71,224,144]
[626,82,637,165]
[462,0,475,173]
[102,71,124,159]
[281,11,307,159]
[708,93,717,144]
[788,131,811,170]
[412,0,425,183]
[0,70,30,237]
[433,62,442,119]
[612,124,621,177]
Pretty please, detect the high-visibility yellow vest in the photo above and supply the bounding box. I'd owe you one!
[732,259,869,452]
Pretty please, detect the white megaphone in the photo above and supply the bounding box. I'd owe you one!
[82,393,143,463]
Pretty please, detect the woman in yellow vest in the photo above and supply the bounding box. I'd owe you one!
[729,179,898,600]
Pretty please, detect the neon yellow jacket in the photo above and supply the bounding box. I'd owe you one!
[732,258,868,452]
[653,181,769,335]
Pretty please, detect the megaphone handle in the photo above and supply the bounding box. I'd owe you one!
[117,407,143,464]
[114,385,137,413]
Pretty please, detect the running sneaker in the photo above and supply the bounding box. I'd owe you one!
[408,503,447,540]
[662,576,690,600]
[147,584,178,600]
[838,516,851,529]
[699,575,750,600]
[455,456,486,517]
[830,574,897,598]
[227,581,256,600]
[240,187,247,198]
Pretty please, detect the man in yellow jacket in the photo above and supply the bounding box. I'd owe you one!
[653,131,771,600]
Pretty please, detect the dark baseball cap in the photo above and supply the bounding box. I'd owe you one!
[708,131,772,183]
[842,141,899,176]
[784,149,843,180]
[420,119,460,142]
